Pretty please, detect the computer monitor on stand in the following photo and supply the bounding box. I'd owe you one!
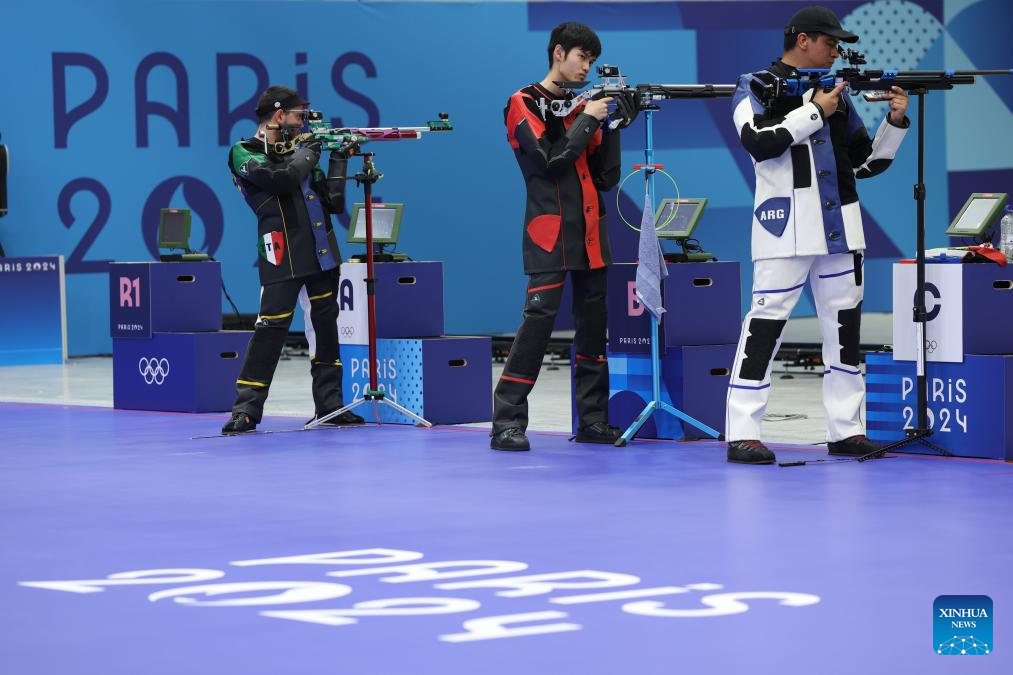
[944,192,1008,240]
[158,208,209,262]
[347,202,406,262]
[655,197,714,262]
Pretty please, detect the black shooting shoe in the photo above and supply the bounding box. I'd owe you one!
[575,422,623,444]
[222,412,256,435]
[827,434,881,457]
[727,439,776,465]
[491,427,530,452]
[306,410,366,427]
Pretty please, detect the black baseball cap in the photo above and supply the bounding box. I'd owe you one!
[255,85,310,118]
[784,6,859,43]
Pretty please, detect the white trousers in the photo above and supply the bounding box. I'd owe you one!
[726,253,866,443]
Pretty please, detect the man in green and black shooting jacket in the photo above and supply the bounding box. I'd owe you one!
[222,85,363,434]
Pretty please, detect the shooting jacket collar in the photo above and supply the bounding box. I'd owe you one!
[532,81,571,100]
[769,59,799,78]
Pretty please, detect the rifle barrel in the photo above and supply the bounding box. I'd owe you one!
[640,83,736,98]
[847,73,977,91]
[891,69,1011,77]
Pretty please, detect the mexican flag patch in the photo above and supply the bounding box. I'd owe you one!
[258,231,285,266]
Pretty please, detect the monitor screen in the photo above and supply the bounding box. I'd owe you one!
[945,193,1009,238]
[347,203,403,244]
[158,208,190,249]
[950,196,1001,233]
[655,198,706,239]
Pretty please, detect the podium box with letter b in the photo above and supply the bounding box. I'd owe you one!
[588,260,740,439]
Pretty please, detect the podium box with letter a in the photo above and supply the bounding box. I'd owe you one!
[337,261,444,345]
[341,337,491,424]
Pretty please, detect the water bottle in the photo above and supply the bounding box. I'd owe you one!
[1002,205,1013,263]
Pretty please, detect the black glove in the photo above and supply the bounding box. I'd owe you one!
[612,90,640,130]
[302,139,323,156]
[327,151,348,179]
[331,141,358,160]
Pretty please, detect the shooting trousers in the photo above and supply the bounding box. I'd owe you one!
[493,268,609,434]
[726,253,865,443]
[232,269,346,422]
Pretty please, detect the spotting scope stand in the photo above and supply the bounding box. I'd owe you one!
[616,103,723,447]
[307,151,433,429]
[859,85,962,462]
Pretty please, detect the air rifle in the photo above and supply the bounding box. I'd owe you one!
[762,48,1011,104]
[550,64,736,130]
[266,110,453,155]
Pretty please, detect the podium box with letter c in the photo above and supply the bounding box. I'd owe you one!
[891,263,1013,362]
[866,353,1013,460]
[867,263,1013,458]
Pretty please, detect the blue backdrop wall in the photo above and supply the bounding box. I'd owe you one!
[1,0,1010,355]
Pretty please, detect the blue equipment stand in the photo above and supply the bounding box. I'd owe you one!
[616,108,722,446]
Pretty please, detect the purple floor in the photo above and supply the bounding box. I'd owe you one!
[1,402,1010,674]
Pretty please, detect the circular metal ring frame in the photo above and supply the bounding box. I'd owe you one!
[616,168,680,232]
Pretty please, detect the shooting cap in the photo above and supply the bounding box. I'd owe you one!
[784,6,859,43]
[255,85,310,118]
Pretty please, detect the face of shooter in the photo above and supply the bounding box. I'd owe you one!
[795,32,841,69]
[276,106,308,132]
[553,44,597,83]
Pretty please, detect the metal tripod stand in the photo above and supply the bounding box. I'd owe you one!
[616,106,722,446]
[861,88,956,461]
[307,152,432,429]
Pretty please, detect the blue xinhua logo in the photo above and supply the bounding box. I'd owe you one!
[934,595,992,655]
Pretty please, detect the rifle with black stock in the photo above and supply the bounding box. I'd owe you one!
[550,64,736,130]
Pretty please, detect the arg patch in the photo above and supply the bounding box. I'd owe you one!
[755,198,791,237]
[258,231,285,266]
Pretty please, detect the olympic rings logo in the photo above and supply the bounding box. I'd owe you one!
[138,357,171,385]
[340,326,355,337]
[925,340,938,354]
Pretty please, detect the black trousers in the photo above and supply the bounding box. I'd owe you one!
[233,270,345,422]
[493,268,609,434]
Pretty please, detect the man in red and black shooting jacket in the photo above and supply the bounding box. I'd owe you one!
[493,23,635,451]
